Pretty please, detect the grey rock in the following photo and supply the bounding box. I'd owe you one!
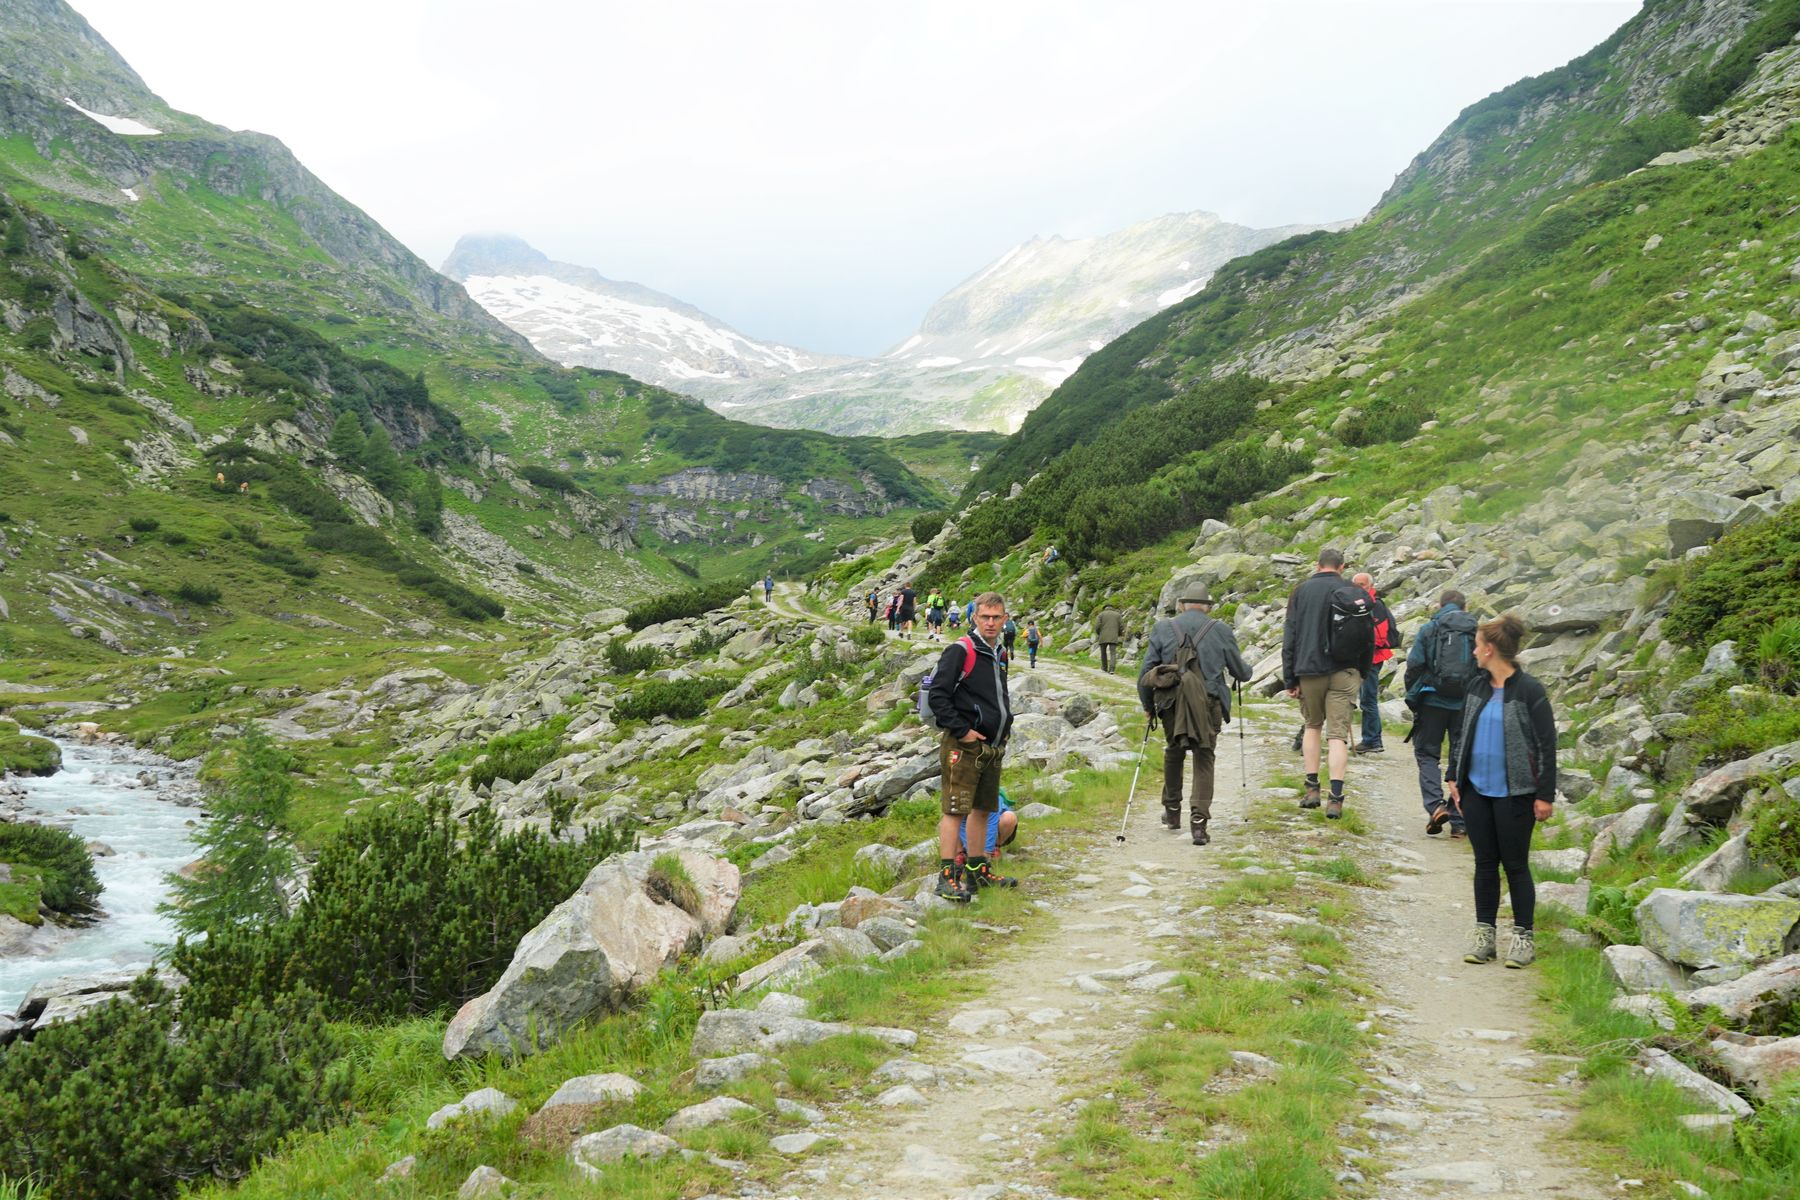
[770,1132,825,1155]
[540,1073,643,1111]
[961,1046,1050,1075]
[1015,801,1063,819]
[1603,945,1691,995]
[379,1155,417,1182]
[1388,1162,1506,1193]
[1684,742,1800,822]
[881,939,924,961]
[570,1125,678,1174]
[875,1084,928,1108]
[1529,848,1588,876]
[457,1166,511,1200]
[444,849,740,1060]
[426,1087,517,1130]
[1634,889,1800,969]
[1638,1048,1752,1118]
[857,915,917,952]
[663,1096,757,1134]
[872,1057,938,1086]
[755,991,809,1017]
[694,1053,767,1088]
[1678,833,1753,893]
[735,939,830,992]
[1536,881,1590,915]
[1586,802,1663,870]
[1703,641,1739,676]
[691,1008,915,1057]
[1709,1033,1800,1101]
[775,1097,824,1123]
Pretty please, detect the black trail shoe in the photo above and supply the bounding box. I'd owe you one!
[966,861,1017,890]
[1191,819,1210,846]
[1161,808,1182,831]
[935,867,972,903]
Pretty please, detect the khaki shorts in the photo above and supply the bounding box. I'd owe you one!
[939,732,1003,817]
[1299,669,1361,743]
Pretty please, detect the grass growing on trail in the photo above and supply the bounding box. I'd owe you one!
[1532,915,1800,1199]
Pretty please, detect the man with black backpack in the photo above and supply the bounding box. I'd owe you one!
[1281,549,1374,819]
[926,592,1015,901]
[1138,585,1252,845]
[1405,589,1478,838]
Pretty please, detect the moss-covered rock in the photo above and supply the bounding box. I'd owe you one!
[1635,888,1800,970]
[0,727,60,776]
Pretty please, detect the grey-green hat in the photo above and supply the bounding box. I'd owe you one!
[1180,584,1212,604]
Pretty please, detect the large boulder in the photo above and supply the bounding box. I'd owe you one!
[1684,742,1800,822]
[1676,953,1800,1032]
[1637,1048,1752,1118]
[1634,890,1800,970]
[1710,1032,1800,1101]
[444,850,741,1060]
[570,1125,677,1176]
[1677,833,1753,893]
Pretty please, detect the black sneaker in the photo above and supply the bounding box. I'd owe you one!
[1300,782,1322,809]
[966,861,1017,889]
[1426,804,1452,835]
[935,868,972,903]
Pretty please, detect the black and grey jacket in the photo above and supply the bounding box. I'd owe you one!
[927,632,1012,746]
[1448,669,1558,803]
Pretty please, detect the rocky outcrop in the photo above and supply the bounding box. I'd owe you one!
[1634,890,1800,970]
[443,849,740,1060]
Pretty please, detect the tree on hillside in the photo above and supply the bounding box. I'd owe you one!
[161,724,297,935]
[361,421,404,495]
[325,409,366,463]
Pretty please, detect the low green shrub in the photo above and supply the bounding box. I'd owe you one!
[173,580,222,605]
[614,677,731,722]
[604,638,662,674]
[0,821,98,913]
[173,800,631,1022]
[467,715,569,789]
[1666,502,1800,649]
[0,730,60,778]
[160,530,188,546]
[850,623,886,648]
[127,515,159,532]
[520,464,580,493]
[911,510,948,544]
[625,579,749,630]
[0,976,350,1200]
[1757,617,1800,694]
[1748,788,1800,878]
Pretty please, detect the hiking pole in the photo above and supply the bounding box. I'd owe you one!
[1235,680,1249,821]
[1116,715,1155,844]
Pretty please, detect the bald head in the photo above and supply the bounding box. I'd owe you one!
[1352,572,1373,590]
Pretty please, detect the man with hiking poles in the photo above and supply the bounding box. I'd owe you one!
[928,592,1016,901]
[1138,584,1252,846]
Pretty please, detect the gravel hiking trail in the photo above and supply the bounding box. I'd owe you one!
[757,585,1607,1199]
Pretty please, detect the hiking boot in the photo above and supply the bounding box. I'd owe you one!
[1504,927,1536,969]
[1161,808,1182,831]
[1191,819,1210,846]
[1352,742,1376,755]
[1325,796,1344,820]
[1425,803,1452,836]
[966,861,1017,889]
[934,867,972,903]
[1362,743,1385,755]
[1300,781,1322,809]
[1464,923,1497,964]
[1448,825,1466,840]
[1291,728,1305,753]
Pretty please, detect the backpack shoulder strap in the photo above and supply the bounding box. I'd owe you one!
[957,635,978,682]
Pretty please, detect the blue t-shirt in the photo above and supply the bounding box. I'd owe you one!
[1468,684,1509,796]
[957,793,1013,856]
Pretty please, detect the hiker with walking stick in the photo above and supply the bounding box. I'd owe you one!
[1137,584,1252,847]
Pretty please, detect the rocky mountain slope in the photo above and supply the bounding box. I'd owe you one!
[0,0,946,682]
[458,211,1324,437]
[442,234,850,391]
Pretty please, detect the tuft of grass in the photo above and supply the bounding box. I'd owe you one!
[645,853,701,917]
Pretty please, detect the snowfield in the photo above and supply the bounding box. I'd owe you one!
[64,98,160,135]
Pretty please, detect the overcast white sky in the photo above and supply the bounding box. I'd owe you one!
[72,1,1638,356]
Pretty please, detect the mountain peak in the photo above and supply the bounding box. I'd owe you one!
[440,234,554,282]
[0,0,166,121]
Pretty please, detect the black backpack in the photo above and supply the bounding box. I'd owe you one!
[1424,610,1481,701]
[1326,586,1375,668]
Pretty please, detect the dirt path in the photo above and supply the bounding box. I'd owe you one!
[760,585,1606,1199]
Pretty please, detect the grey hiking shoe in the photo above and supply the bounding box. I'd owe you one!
[1504,927,1536,969]
[1464,923,1497,964]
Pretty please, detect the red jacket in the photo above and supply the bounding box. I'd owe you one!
[1367,591,1398,666]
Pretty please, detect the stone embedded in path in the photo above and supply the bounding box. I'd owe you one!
[1363,1107,1426,1132]
[1072,975,1110,995]
[1128,970,1185,992]
[691,1008,916,1057]
[895,1144,966,1181]
[947,1008,1012,1035]
[961,1046,1051,1075]
[1388,1162,1506,1193]
[1229,1050,1282,1074]
[1634,889,1800,969]
[663,1095,758,1134]
[770,1132,825,1155]
[570,1125,677,1175]
[427,1087,517,1130]
[694,1052,767,1088]
[872,1057,938,1086]
[539,1073,643,1111]
[875,1083,928,1107]
[1638,1048,1753,1118]
[776,1096,823,1123]
[1089,960,1158,981]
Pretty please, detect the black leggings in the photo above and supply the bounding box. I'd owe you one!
[1461,791,1537,930]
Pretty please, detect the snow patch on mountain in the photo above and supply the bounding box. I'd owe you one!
[64,98,159,135]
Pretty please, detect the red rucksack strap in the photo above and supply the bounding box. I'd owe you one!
[957,635,978,681]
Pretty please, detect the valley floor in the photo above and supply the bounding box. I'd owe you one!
[750,594,1608,1199]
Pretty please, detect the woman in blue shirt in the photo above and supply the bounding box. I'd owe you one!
[1446,614,1558,969]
